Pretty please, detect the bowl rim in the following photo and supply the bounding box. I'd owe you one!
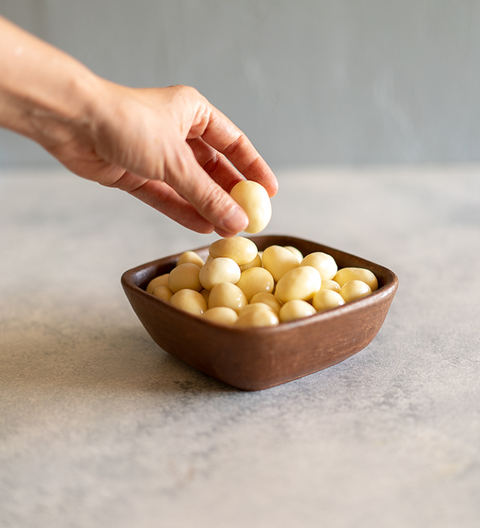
[121,234,399,334]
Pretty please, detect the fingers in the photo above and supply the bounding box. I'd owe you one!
[85,84,276,236]
[187,137,244,193]
[96,168,215,234]
[198,107,278,198]
[128,178,216,234]
[161,140,249,235]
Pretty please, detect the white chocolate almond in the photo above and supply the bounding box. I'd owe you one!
[199,257,241,290]
[250,292,282,314]
[275,266,321,303]
[170,289,207,315]
[209,282,248,313]
[168,263,202,293]
[300,252,338,281]
[236,267,275,302]
[235,304,279,327]
[312,289,345,312]
[152,285,173,302]
[230,180,272,234]
[209,237,258,266]
[146,273,169,294]
[279,300,316,322]
[176,251,204,268]
[320,279,341,293]
[262,245,299,282]
[202,307,238,325]
[334,267,378,291]
[340,280,372,302]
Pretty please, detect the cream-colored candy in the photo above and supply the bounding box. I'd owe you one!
[209,282,248,313]
[235,304,279,327]
[202,306,238,325]
[334,267,378,291]
[176,251,204,268]
[275,266,321,303]
[200,289,210,305]
[250,292,282,314]
[209,237,258,266]
[236,267,275,301]
[262,245,299,282]
[199,257,241,290]
[240,253,262,271]
[146,273,169,294]
[321,279,341,293]
[152,285,173,302]
[300,252,337,281]
[168,263,202,293]
[279,300,316,322]
[230,180,272,234]
[312,289,345,312]
[284,246,303,263]
[238,302,275,317]
[340,280,372,303]
[170,289,207,315]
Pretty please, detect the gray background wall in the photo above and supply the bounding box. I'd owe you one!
[1,0,479,170]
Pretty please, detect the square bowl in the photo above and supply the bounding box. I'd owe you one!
[121,235,398,391]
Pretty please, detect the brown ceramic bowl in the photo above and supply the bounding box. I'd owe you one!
[121,235,398,391]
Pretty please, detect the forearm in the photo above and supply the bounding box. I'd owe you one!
[0,15,276,236]
[0,15,100,149]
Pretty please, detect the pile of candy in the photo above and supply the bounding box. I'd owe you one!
[146,236,378,327]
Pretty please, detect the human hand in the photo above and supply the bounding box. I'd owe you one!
[47,83,278,237]
[0,16,277,236]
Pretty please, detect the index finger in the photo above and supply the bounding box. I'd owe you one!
[199,107,279,197]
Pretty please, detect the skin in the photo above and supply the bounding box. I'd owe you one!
[0,16,278,237]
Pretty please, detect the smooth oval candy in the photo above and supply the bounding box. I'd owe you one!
[250,292,282,314]
[340,280,372,303]
[240,253,262,271]
[168,263,202,293]
[202,306,238,325]
[279,300,316,322]
[275,266,321,303]
[284,246,303,263]
[146,273,169,294]
[334,267,378,291]
[238,302,275,317]
[235,267,275,302]
[262,245,299,282]
[200,289,210,305]
[312,289,345,312]
[208,282,248,313]
[230,180,272,234]
[176,251,204,268]
[152,285,173,303]
[170,289,207,315]
[320,279,341,293]
[300,252,338,281]
[235,305,279,327]
[199,257,241,290]
[209,237,258,266]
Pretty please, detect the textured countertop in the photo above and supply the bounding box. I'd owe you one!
[1,165,480,528]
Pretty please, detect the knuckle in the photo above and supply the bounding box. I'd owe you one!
[223,133,245,157]
[197,184,231,214]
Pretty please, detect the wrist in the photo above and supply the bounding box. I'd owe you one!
[0,17,102,150]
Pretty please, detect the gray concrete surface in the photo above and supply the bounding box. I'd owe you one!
[1,1,480,167]
[1,165,480,527]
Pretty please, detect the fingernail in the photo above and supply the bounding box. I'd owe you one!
[221,205,249,233]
